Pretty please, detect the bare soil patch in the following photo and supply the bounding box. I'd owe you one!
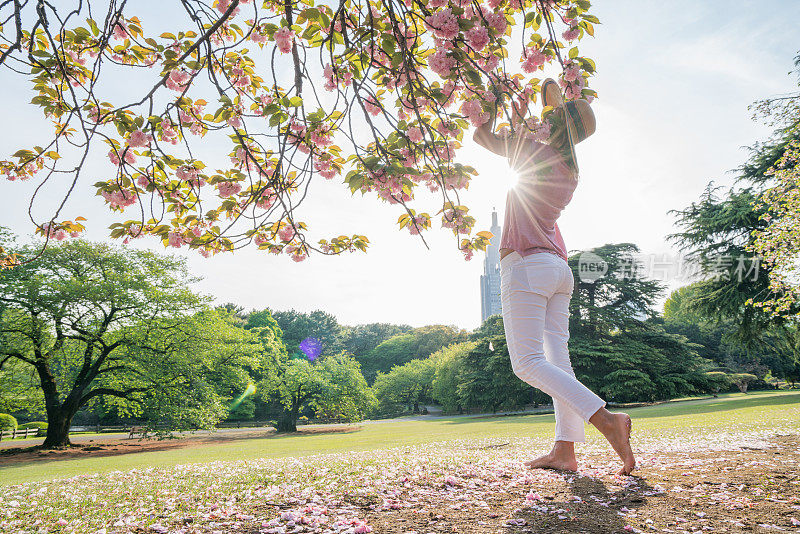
[0,425,361,467]
[363,436,800,533]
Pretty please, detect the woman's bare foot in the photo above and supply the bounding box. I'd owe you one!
[589,409,636,475]
[524,441,578,471]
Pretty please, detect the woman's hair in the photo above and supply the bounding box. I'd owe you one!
[543,107,578,177]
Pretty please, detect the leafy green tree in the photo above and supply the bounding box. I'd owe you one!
[311,354,377,423]
[431,342,475,414]
[704,371,733,396]
[745,53,800,314]
[0,240,262,447]
[570,327,711,403]
[669,185,793,345]
[0,355,43,417]
[668,58,800,342]
[216,303,248,328]
[663,285,799,380]
[338,323,413,360]
[567,243,664,336]
[373,358,437,414]
[471,315,505,339]
[101,310,265,431]
[269,309,342,358]
[360,325,469,383]
[0,413,17,431]
[457,337,540,413]
[261,352,375,432]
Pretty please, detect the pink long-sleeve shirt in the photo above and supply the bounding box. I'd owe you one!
[499,141,577,262]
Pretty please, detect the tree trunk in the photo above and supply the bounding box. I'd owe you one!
[587,286,596,335]
[276,402,300,432]
[275,416,296,432]
[42,409,73,448]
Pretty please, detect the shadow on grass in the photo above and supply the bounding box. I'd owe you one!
[509,474,654,533]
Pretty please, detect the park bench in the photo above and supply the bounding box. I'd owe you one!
[128,426,149,439]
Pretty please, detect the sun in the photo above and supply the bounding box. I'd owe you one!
[500,172,520,190]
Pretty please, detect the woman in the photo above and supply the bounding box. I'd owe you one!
[473,80,636,475]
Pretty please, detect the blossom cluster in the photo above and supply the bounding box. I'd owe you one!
[3,0,598,262]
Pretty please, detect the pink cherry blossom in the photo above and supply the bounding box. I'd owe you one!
[561,62,581,83]
[465,25,490,51]
[425,8,460,40]
[216,0,241,16]
[521,46,547,73]
[563,26,580,41]
[101,187,136,209]
[285,245,307,261]
[323,64,336,91]
[167,230,185,248]
[407,126,423,143]
[279,224,296,242]
[166,70,191,91]
[480,54,500,71]
[176,166,201,186]
[274,27,295,54]
[460,243,474,260]
[314,157,337,180]
[127,129,152,148]
[112,22,127,40]
[217,181,242,198]
[256,188,276,208]
[228,114,242,128]
[234,74,251,88]
[559,71,586,100]
[160,121,179,144]
[485,12,507,34]
[363,98,382,116]
[251,29,269,44]
[429,50,456,78]
[460,99,490,127]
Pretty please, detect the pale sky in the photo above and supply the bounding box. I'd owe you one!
[2,0,799,330]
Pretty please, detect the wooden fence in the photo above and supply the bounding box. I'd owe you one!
[0,427,40,441]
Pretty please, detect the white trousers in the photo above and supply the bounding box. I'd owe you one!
[500,251,606,442]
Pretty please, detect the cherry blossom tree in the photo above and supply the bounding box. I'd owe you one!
[0,0,598,264]
[747,54,800,315]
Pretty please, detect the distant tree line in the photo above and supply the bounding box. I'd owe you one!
[1,218,797,448]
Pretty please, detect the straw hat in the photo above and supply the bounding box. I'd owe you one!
[540,78,595,172]
[541,78,596,142]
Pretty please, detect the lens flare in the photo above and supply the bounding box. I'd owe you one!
[299,337,323,361]
[230,383,257,411]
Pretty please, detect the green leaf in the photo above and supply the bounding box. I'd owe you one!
[87,18,100,36]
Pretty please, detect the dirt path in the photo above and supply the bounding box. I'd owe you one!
[0,425,360,467]
[363,436,800,533]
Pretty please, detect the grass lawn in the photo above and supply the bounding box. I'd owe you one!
[1,390,798,486]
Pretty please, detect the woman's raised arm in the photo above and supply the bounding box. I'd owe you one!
[472,96,508,156]
[473,93,530,158]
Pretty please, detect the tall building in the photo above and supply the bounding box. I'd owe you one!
[479,209,502,323]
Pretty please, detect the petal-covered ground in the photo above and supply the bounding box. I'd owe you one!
[1,420,799,533]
